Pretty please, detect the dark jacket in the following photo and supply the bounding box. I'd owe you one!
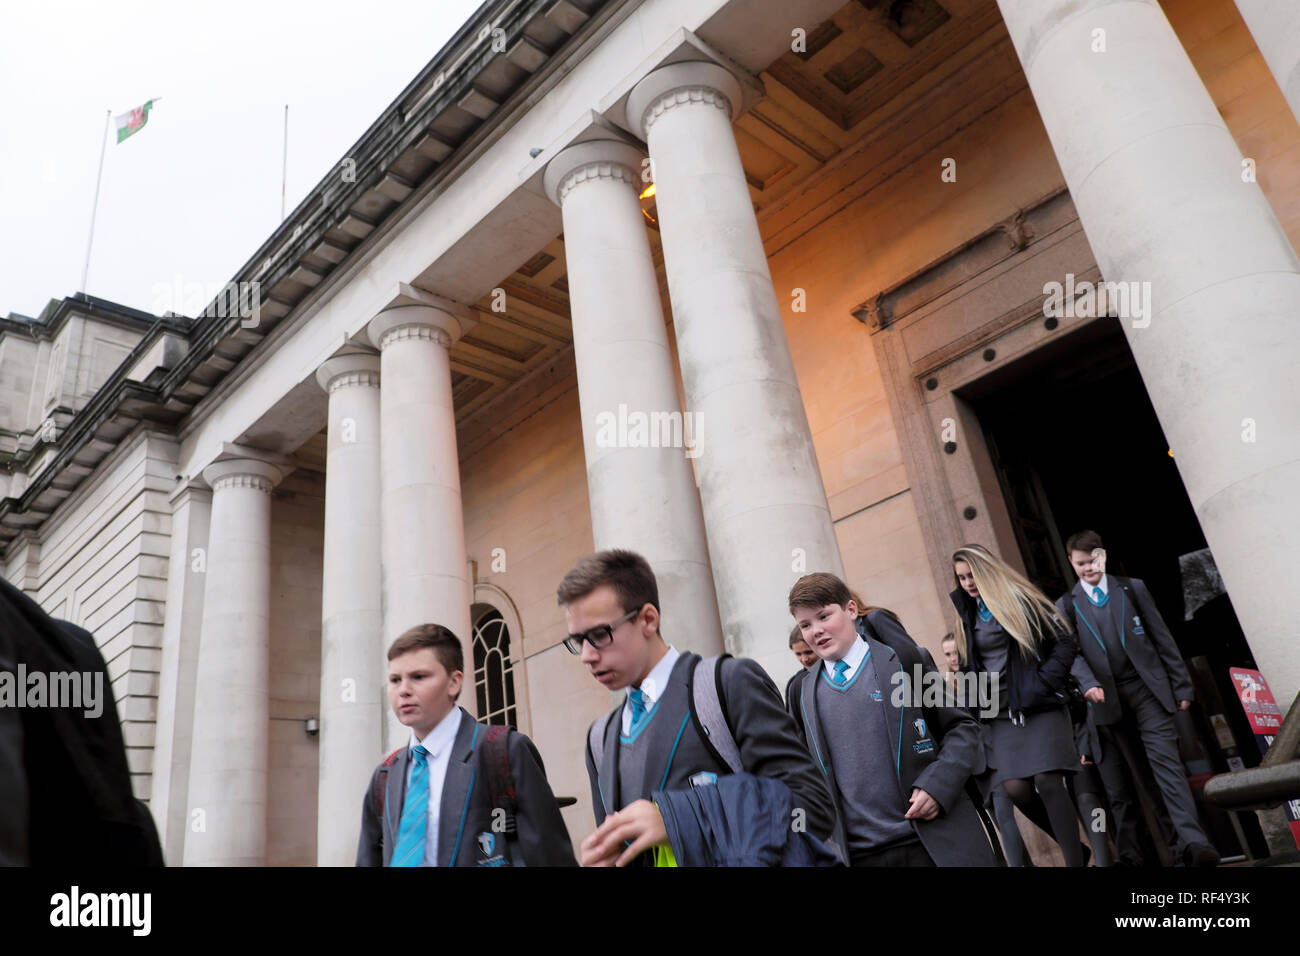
[357,707,576,866]
[654,772,842,866]
[784,666,810,716]
[949,587,1078,721]
[0,575,164,866]
[586,652,836,846]
[1058,576,1192,725]
[858,609,939,666]
[855,608,998,820]
[796,631,998,866]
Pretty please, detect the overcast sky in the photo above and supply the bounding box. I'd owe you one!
[0,0,484,320]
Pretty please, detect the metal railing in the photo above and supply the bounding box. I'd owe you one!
[1204,693,1300,811]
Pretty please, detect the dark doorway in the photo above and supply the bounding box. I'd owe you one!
[962,316,1267,859]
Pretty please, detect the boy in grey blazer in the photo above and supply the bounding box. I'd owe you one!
[790,572,998,867]
[1057,530,1219,867]
[562,549,835,867]
[356,624,576,867]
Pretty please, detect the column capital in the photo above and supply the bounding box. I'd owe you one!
[201,457,284,494]
[626,61,743,140]
[366,304,470,352]
[315,352,381,393]
[542,139,647,207]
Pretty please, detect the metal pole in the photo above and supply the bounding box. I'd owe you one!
[80,109,111,294]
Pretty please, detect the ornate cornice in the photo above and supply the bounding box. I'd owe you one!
[852,187,1071,334]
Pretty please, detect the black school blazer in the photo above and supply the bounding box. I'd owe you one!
[949,588,1078,720]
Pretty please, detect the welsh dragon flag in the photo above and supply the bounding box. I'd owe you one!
[114,99,158,144]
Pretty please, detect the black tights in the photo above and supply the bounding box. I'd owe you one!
[1072,790,1114,867]
[1002,773,1084,867]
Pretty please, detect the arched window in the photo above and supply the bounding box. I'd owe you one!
[472,606,517,728]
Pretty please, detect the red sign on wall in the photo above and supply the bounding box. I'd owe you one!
[1229,668,1283,734]
[1229,667,1299,850]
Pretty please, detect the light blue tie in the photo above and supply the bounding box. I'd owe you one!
[391,744,429,867]
[628,687,648,733]
[832,660,849,686]
[1093,587,1103,604]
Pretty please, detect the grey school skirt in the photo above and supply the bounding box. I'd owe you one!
[985,705,1080,785]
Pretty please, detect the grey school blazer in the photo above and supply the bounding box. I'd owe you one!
[356,706,576,867]
[585,652,837,844]
[798,633,998,867]
[1059,576,1194,725]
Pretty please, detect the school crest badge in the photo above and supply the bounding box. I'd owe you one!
[475,831,509,866]
[912,716,934,754]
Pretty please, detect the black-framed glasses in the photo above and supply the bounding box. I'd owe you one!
[563,607,640,655]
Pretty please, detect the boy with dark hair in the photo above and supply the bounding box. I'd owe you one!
[789,571,996,867]
[562,549,835,866]
[1058,530,1219,867]
[356,623,576,867]
[785,625,818,714]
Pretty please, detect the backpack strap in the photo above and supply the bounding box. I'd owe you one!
[587,709,617,775]
[691,654,744,775]
[480,725,517,836]
[372,748,403,823]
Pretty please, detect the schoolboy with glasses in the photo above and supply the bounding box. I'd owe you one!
[559,549,834,866]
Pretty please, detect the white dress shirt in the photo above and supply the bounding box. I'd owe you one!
[1084,573,1110,603]
[404,705,463,866]
[621,645,680,736]
[822,635,869,683]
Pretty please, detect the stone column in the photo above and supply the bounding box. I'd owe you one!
[152,480,211,864]
[183,456,283,866]
[542,139,723,656]
[366,304,474,750]
[997,0,1300,706]
[626,62,845,676]
[1235,1,1300,125]
[314,353,384,866]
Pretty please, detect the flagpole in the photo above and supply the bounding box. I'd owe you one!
[80,109,111,294]
[281,104,289,221]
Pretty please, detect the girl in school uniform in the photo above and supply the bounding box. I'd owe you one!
[949,544,1086,867]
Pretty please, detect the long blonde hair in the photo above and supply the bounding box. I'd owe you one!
[951,544,1065,663]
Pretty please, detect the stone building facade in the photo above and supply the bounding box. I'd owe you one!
[3,0,1298,865]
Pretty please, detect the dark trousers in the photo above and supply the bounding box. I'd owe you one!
[1098,679,1208,857]
[850,839,935,868]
